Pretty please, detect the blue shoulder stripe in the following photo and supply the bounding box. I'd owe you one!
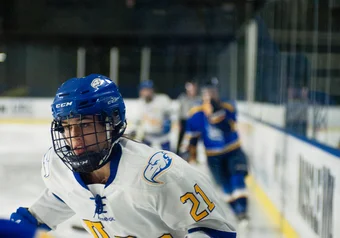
[53,193,65,203]
[188,227,236,238]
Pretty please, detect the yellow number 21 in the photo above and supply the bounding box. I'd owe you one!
[83,220,109,238]
[180,184,215,222]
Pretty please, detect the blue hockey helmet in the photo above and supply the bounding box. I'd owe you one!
[51,74,127,173]
[139,80,154,90]
[202,77,219,89]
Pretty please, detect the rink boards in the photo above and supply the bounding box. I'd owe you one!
[238,114,340,238]
[0,98,339,238]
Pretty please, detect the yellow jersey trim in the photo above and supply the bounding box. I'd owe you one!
[221,102,235,112]
[205,140,241,156]
[209,114,226,124]
[188,105,203,117]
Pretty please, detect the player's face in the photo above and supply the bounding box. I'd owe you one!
[185,82,198,97]
[61,115,108,156]
[139,88,154,102]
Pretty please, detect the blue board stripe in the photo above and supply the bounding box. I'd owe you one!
[241,113,340,158]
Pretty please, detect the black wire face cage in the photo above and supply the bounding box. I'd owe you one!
[51,112,126,173]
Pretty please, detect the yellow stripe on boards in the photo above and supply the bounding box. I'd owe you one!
[246,175,299,238]
[0,119,51,124]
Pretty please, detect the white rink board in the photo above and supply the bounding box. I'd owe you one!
[237,101,340,147]
[0,98,53,120]
[239,115,340,238]
[0,98,147,121]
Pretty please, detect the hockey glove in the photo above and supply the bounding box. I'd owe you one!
[10,207,51,231]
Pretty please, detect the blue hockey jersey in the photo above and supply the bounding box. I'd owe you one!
[183,100,241,157]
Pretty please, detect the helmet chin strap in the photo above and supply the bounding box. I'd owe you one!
[92,120,126,171]
[107,120,127,146]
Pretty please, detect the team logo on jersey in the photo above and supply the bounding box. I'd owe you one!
[143,152,172,184]
[206,124,224,141]
[91,78,104,88]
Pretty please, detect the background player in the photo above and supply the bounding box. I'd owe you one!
[180,78,249,224]
[176,80,200,155]
[10,74,236,238]
[133,79,174,151]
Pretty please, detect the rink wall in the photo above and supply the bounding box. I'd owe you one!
[0,97,147,122]
[238,102,340,238]
[0,97,178,126]
[0,98,339,238]
[237,102,340,148]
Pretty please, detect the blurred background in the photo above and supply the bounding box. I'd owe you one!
[1,0,339,146]
[0,0,339,237]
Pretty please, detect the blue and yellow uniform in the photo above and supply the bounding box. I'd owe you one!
[182,99,248,219]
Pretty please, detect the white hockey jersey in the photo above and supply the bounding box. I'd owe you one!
[135,94,173,135]
[30,137,236,238]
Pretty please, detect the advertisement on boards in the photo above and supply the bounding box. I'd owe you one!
[238,114,339,238]
[298,155,334,238]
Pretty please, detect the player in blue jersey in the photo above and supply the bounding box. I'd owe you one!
[9,74,236,238]
[181,79,249,223]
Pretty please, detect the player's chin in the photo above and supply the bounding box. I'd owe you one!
[73,148,86,156]
[80,144,107,155]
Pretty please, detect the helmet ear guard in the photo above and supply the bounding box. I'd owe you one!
[102,110,127,147]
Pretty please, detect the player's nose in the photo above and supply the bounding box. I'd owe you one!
[69,124,82,137]
[70,137,85,155]
[69,126,84,143]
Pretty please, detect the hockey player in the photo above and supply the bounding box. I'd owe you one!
[10,74,236,238]
[133,80,173,151]
[180,79,248,223]
[176,80,200,155]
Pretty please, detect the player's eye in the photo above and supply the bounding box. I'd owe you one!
[79,122,91,129]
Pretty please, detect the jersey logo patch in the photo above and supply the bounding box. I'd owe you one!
[143,152,172,184]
